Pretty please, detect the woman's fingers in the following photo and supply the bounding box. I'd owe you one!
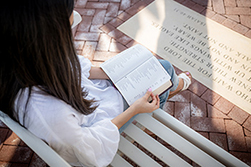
[150,93,160,110]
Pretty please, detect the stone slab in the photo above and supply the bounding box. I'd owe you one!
[117,0,251,114]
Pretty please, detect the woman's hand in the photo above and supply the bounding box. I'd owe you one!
[131,89,160,114]
[111,89,159,129]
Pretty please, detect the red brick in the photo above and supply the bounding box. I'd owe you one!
[200,8,216,18]
[224,0,237,6]
[126,39,139,48]
[211,14,227,23]
[90,25,103,33]
[174,0,186,4]
[125,1,146,15]
[207,104,229,119]
[225,120,247,151]
[244,128,251,137]
[103,16,113,24]
[86,2,109,9]
[169,90,191,103]
[78,16,93,32]
[19,140,27,147]
[162,101,175,116]
[0,120,7,128]
[131,0,141,5]
[108,29,124,38]
[174,102,190,127]
[75,0,87,8]
[120,0,131,10]
[230,151,251,166]
[210,133,228,151]
[222,18,238,29]
[191,117,225,132]
[116,35,133,45]
[4,131,21,146]
[182,0,196,9]
[97,33,112,51]
[225,14,240,22]
[117,12,132,21]
[76,50,82,55]
[81,41,97,61]
[99,24,116,34]
[245,30,251,39]
[227,106,250,125]
[240,15,251,29]
[0,129,9,146]
[201,89,220,105]
[29,153,47,167]
[0,162,9,167]
[11,163,29,167]
[243,116,251,132]
[141,0,154,6]
[75,41,85,51]
[212,0,225,14]
[109,18,124,28]
[92,10,106,25]
[191,93,207,117]
[226,7,251,15]
[237,0,251,6]
[232,23,249,35]
[91,60,103,66]
[192,0,209,6]
[197,131,209,139]
[109,40,127,52]
[106,3,120,17]
[75,9,96,16]
[214,97,234,114]
[191,4,206,13]
[246,137,251,152]
[188,80,207,97]
[0,146,33,163]
[75,32,100,41]
[93,51,117,61]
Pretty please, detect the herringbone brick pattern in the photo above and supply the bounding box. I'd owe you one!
[0,0,250,166]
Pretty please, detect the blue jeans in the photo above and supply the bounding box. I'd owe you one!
[119,59,179,133]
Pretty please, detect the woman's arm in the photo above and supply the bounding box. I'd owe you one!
[88,66,160,129]
[89,66,109,80]
[111,89,160,129]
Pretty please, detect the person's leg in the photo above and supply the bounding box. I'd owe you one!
[158,59,179,109]
[158,59,192,107]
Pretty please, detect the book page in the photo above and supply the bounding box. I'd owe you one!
[116,56,171,105]
[100,45,152,83]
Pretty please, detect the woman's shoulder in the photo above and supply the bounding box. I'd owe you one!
[16,87,79,122]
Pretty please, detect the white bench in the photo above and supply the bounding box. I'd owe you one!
[111,109,249,167]
[0,109,248,167]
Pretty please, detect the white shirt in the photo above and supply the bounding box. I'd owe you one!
[15,56,124,167]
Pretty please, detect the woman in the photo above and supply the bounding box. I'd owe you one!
[0,0,191,166]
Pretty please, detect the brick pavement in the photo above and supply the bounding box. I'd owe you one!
[0,0,251,166]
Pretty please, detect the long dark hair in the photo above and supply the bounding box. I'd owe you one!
[0,0,97,122]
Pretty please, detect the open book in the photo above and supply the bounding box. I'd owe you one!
[100,44,173,106]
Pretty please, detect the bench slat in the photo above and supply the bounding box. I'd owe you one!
[110,154,133,167]
[135,114,224,167]
[153,109,249,167]
[119,136,161,167]
[124,123,192,167]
